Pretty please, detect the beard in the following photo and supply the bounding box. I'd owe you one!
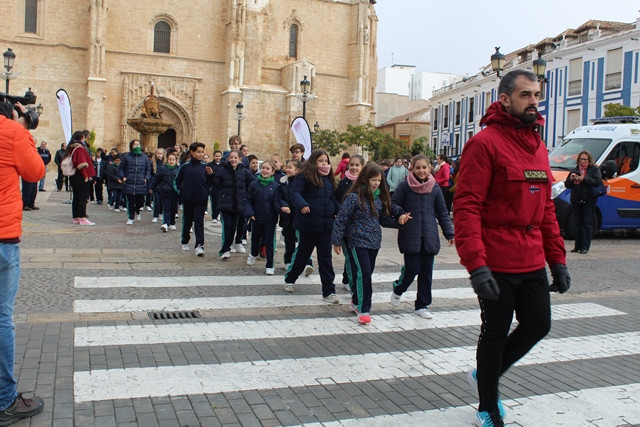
[507,105,538,124]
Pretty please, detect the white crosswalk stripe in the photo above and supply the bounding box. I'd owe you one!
[71,271,640,425]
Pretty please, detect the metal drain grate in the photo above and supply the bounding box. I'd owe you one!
[147,310,202,320]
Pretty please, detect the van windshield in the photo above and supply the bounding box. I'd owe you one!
[548,138,611,169]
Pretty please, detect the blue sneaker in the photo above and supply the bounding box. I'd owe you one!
[475,409,504,427]
[466,369,506,418]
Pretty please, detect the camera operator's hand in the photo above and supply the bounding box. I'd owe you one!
[549,264,571,294]
[11,102,29,129]
[470,266,500,300]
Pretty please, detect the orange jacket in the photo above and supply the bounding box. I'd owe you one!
[0,116,46,239]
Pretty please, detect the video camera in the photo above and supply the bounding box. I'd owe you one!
[0,88,39,130]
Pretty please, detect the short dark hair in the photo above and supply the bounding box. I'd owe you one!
[129,139,140,151]
[498,70,538,96]
[289,143,305,153]
[228,135,242,146]
[189,142,205,152]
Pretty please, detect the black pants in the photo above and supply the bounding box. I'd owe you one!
[441,185,452,213]
[250,222,276,268]
[344,247,378,314]
[571,200,596,252]
[21,180,37,208]
[94,178,104,203]
[70,174,89,218]
[56,168,69,191]
[153,189,163,219]
[110,189,123,209]
[220,210,244,254]
[161,193,178,226]
[126,194,145,220]
[181,201,206,248]
[285,230,335,297]
[392,247,435,310]
[476,268,551,412]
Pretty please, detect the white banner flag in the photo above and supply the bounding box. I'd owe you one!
[291,116,312,160]
[56,89,72,143]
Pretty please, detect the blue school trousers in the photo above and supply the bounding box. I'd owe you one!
[181,201,206,248]
[344,247,378,314]
[285,230,334,297]
[251,221,276,268]
[392,246,435,310]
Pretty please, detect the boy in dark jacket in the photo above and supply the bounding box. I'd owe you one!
[151,152,180,232]
[174,142,214,256]
[106,156,124,211]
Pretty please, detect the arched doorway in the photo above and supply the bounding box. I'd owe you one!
[158,128,176,149]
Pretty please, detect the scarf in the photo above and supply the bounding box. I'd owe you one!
[258,175,274,187]
[372,188,380,199]
[132,147,142,155]
[407,172,436,194]
[317,164,331,176]
[345,170,358,181]
[575,164,587,185]
[166,164,176,170]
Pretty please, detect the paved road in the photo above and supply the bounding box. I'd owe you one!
[12,172,640,426]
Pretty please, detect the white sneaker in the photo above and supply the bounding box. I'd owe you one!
[284,283,294,293]
[190,227,193,233]
[415,308,433,319]
[136,214,141,221]
[242,239,247,245]
[146,206,152,211]
[265,268,275,275]
[322,294,339,304]
[182,244,190,251]
[390,292,402,307]
[115,208,121,213]
[126,219,134,225]
[304,265,314,276]
[175,213,179,218]
[169,225,177,231]
[152,217,158,223]
[247,255,256,265]
[220,251,231,260]
[205,211,208,215]
[229,245,237,253]
[160,224,168,232]
[211,219,218,224]
[234,243,246,254]
[108,205,114,210]
[195,245,204,257]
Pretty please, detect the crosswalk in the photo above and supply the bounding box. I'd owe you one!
[71,270,640,425]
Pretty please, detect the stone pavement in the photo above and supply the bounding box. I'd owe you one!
[10,171,640,426]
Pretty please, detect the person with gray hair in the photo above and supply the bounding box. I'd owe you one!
[454,70,570,427]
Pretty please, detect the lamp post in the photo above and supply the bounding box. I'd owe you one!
[235,101,244,136]
[532,52,548,82]
[3,47,16,98]
[490,46,505,78]
[299,75,311,120]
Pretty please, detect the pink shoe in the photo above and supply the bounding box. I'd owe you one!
[78,218,95,226]
[72,219,81,224]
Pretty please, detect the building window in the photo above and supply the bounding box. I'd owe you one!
[605,47,622,90]
[566,109,581,133]
[154,21,171,53]
[454,133,460,155]
[289,25,298,58]
[24,0,37,33]
[443,105,449,128]
[455,101,461,125]
[568,58,582,96]
[433,109,438,130]
[468,97,474,122]
[485,91,492,112]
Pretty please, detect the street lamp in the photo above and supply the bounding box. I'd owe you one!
[235,101,244,136]
[532,52,548,82]
[299,75,311,119]
[3,47,16,96]
[490,46,505,78]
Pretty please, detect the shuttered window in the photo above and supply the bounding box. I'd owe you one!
[154,21,171,53]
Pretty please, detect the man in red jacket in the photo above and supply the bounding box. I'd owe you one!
[0,102,45,425]
[454,70,570,427]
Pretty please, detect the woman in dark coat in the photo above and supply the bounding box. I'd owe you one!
[118,139,151,225]
[564,150,602,254]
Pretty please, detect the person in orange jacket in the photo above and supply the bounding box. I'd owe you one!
[0,101,45,425]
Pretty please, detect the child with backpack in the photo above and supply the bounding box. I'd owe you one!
[245,160,286,275]
[390,154,455,319]
[151,152,180,232]
[332,163,410,324]
[285,149,340,302]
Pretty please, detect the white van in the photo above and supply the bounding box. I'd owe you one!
[549,117,640,238]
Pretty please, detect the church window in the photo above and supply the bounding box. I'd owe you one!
[289,25,298,58]
[154,21,171,53]
[25,0,38,33]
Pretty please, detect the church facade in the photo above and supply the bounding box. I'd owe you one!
[1,0,378,156]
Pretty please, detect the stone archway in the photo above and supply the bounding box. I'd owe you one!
[125,97,194,148]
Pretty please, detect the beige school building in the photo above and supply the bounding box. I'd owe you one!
[1,0,378,157]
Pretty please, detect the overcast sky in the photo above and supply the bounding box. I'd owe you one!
[375,1,640,76]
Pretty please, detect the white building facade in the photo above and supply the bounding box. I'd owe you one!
[429,17,640,157]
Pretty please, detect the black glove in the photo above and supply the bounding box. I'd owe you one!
[470,266,500,300]
[549,264,571,294]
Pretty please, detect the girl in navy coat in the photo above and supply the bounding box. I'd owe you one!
[285,150,340,302]
[332,163,410,325]
[245,160,287,275]
[213,150,255,259]
[118,139,152,225]
[151,152,180,232]
[390,154,455,319]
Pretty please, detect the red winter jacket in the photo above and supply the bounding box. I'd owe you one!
[0,116,46,240]
[334,157,349,179]
[453,102,566,274]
